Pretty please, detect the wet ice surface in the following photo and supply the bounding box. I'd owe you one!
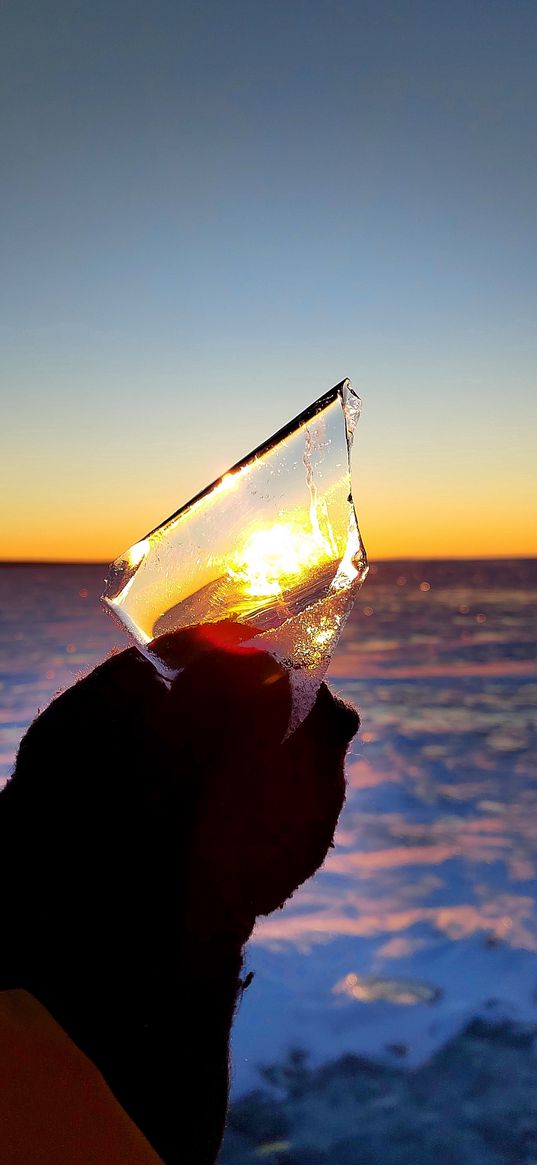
[1,560,536,1159]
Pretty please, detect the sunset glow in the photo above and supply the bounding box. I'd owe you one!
[1,465,534,563]
[0,2,535,565]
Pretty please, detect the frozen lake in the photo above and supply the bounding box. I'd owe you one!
[1,560,536,1141]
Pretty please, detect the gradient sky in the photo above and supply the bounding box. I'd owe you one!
[1,0,536,561]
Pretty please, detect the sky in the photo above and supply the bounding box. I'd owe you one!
[0,0,536,561]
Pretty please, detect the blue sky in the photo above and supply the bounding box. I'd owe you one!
[1,0,535,558]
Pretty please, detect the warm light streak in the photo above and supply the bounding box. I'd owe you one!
[109,538,150,610]
[166,465,252,535]
[125,538,150,569]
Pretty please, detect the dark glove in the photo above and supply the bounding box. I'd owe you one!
[0,624,358,1164]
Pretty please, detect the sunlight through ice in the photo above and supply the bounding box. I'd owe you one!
[103,379,368,730]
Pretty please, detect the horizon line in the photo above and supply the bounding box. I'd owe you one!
[1,554,536,567]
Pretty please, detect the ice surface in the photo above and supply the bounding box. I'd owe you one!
[103,379,368,723]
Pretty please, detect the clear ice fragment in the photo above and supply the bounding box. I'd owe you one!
[103,379,368,724]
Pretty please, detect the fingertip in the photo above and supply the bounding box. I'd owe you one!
[312,683,360,746]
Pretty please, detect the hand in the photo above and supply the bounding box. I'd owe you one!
[151,622,358,941]
[0,624,358,1163]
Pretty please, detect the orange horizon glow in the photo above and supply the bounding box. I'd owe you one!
[1,431,536,565]
[2,550,536,564]
[1,507,535,564]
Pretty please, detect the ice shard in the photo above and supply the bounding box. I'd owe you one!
[103,379,368,725]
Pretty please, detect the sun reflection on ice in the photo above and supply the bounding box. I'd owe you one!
[227,519,332,599]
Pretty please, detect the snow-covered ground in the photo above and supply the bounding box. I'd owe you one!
[228,560,537,1107]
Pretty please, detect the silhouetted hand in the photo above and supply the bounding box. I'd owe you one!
[0,624,358,1164]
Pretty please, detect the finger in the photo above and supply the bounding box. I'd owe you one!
[300,680,360,752]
